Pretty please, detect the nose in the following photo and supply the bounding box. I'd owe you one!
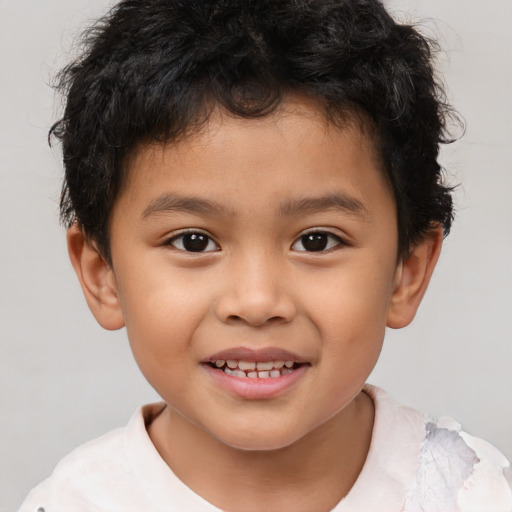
[214,251,297,327]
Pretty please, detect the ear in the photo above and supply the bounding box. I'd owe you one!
[67,224,125,330]
[387,225,443,329]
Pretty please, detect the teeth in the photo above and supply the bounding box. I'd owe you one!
[238,361,256,370]
[256,361,274,371]
[220,366,299,378]
[212,358,300,377]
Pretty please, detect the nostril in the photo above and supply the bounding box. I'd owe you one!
[226,314,287,327]
[226,314,243,324]
[214,287,297,326]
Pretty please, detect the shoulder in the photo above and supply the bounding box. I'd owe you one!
[17,404,165,512]
[360,385,512,512]
[404,409,512,511]
[18,426,127,511]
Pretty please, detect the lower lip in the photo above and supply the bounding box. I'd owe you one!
[202,364,309,400]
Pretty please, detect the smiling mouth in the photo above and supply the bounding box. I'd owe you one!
[208,359,304,379]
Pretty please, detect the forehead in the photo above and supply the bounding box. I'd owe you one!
[117,100,393,222]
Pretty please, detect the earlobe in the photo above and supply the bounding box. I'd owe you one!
[67,224,125,330]
[387,225,443,329]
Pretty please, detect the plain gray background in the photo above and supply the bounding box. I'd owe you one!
[1,0,511,510]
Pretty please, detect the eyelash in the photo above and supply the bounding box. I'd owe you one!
[166,230,220,253]
[291,230,344,252]
[165,229,345,253]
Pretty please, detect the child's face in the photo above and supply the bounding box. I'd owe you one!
[107,100,400,450]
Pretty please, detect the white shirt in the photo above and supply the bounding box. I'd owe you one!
[19,386,512,511]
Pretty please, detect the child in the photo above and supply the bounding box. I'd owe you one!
[19,0,512,510]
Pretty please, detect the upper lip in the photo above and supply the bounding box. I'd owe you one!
[204,346,308,363]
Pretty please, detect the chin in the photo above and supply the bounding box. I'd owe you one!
[210,424,309,453]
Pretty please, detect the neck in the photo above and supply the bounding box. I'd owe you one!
[148,390,374,512]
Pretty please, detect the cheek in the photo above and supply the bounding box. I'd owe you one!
[120,262,210,328]
[303,260,395,337]
[116,270,213,374]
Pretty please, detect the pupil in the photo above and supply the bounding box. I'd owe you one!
[302,233,327,251]
[183,233,209,252]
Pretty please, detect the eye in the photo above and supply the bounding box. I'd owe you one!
[291,231,343,252]
[167,232,220,252]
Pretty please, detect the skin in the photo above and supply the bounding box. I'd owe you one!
[68,99,442,511]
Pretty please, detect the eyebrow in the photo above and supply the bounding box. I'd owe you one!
[277,193,369,219]
[142,192,369,220]
[142,194,232,219]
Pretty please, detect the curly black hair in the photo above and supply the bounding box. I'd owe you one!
[52,0,456,262]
